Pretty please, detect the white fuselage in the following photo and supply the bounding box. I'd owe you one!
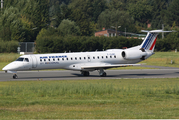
[3,47,152,72]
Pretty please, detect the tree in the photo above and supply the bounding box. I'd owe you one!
[0,7,22,41]
[91,0,107,22]
[165,0,179,26]
[49,1,72,28]
[0,0,50,41]
[128,0,153,27]
[97,9,135,32]
[69,0,106,36]
[150,0,170,29]
[107,0,126,10]
[58,19,81,36]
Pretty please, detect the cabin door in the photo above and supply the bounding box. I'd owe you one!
[31,56,37,68]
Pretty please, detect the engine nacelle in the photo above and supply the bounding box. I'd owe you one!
[121,50,147,60]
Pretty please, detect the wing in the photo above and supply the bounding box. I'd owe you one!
[81,63,141,70]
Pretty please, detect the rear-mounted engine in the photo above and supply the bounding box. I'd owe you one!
[122,50,147,60]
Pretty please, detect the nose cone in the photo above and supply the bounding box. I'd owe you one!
[2,62,17,71]
[2,64,12,71]
[2,66,7,71]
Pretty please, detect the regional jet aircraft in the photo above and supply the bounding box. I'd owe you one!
[2,30,172,79]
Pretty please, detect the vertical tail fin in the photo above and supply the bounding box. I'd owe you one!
[140,30,173,52]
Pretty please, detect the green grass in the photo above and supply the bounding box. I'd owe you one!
[140,52,179,68]
[1,78,179,119]
[0,53,20,71]
[0,53,20,62]
[0,62,9,71]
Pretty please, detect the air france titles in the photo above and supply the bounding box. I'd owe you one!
[40,55,67,59]
[40,55,67,64]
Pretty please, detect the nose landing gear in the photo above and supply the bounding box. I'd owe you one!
[13,74,18,79]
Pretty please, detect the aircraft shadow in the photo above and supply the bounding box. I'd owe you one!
[13,73,165,80]
[72,73,165,77]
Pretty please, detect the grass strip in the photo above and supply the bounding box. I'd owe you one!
[0,78,179,119]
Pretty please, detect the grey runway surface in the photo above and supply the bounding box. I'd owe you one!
[0,68,179,81]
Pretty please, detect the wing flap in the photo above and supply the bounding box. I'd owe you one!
[81,63,141,70]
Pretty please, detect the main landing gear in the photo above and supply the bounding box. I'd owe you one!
[98,69,107,77]
[13,74,18,79]
[81,68,107,77]
[81,71,90,76]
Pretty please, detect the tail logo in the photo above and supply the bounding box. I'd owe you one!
[141,33,158,51]
[149,36,157,50]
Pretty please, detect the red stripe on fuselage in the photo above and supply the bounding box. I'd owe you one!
[149,36,157,50]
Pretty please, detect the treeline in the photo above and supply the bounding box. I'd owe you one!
[156,31,179,51]
[36,35,142,53]
[0,40,18,53]
[1,0,179,41]
[1,31,179,53]
[1,0,179,53]
[36,27,179,53]
[36,30,179,53]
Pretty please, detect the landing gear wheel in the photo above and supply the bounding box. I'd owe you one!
[100,72,107,77]
[13,74,18,79]
[81,71,90,76]
[84,71,89,76]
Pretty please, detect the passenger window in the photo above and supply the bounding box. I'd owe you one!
[49,59,50,61]
[71,58,73,60]
[58,58,60,61]
[102,56,103,59]
[25,58,29,62]
[106,56,108,58]
[44,59,46,61]
[114,56,116,58]
[53,59,55,61]
[66,58,68,60]
[75,57,77,60]
[97,56,99,59]
[62,58,64,60]
[88,57,90,59]
[84,57,86,60]
[40,59,42,62]
[93,57,95,59]
[110,56,112,58]
[79,57,81,60]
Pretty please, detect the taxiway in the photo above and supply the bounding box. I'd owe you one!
[0,68,179,81]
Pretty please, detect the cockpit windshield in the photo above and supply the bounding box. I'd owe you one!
[16,57,24,61]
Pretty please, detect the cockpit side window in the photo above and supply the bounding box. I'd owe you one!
[16,57,24,61]
[25,58,29,62]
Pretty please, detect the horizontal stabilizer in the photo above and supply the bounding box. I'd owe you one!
[141,29,174,33]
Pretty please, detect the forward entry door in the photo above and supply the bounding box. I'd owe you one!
[31,56,37,68]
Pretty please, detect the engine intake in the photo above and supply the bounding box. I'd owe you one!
[121,50,147,60]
